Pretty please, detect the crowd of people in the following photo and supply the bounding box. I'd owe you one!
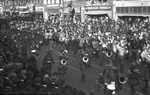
[0,14,150,95]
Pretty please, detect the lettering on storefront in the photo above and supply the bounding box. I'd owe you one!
[85,6,112,11]
[36,7,44,11]
[86,7,99,10]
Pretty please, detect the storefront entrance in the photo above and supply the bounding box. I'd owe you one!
[118,16,149,21]
[87,14,108,19]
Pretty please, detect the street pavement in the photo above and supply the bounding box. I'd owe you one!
[36,43,150,95]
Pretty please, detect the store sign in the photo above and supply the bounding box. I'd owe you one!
[47,8,59,14]
[47,4,59,7]
[36,7,44,11]
[85,6,112,11]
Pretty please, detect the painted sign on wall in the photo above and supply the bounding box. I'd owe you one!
[85,5,112,11]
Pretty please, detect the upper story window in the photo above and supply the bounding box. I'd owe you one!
[148,7,150,13]
[54,0,56,4]
[98,0,107,3]
[103,0,107,3]
[116,6,150,14]
[125,7,129,13]
[143,7,147,13]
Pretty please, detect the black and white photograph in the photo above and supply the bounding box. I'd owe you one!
[0,0,150,95]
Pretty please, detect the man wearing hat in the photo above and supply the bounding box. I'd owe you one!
[43,50,55,65]
[128,66,140,95]
[57,59,67,83]
[79,55,88,81]
[33,77,42,93]
[84,45,93,68]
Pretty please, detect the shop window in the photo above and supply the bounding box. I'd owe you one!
[125,7,129,13]
[50,0,52,4]
[116,7,121,13]
[103,0,107,3]
[54,0,56,4]
[99,0,103,3]
[40,0,43,4]
[46,0,48,4]
[121,7,124,13]
[138,7,142,13]
[129,7,133,13]
[143,6,146,13]
[38,0,40,4]
[148,7,150,13]
[5,0,8,5]
[134,7,138,13]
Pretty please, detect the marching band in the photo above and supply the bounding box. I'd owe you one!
[0,14,150,95]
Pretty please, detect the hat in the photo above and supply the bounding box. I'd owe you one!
[31,50,36,53]
[5,62,14,70]
[50,75,58,81]
[44,74,50,79]
[20,70,27,75]
[34,77,41,84]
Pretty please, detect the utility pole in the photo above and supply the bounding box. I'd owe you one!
[3,0,6,15]
[60,0,64,24]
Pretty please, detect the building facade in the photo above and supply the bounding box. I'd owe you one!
[43,0,60,20]
[43,0,85,20]
[113,0,150,20]
[82,0,113,21]
[0,0,44,17]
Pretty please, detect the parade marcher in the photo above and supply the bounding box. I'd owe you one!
[102,45,113,67]
[79,53,88,81]
[128,67,140,95]
[57,59,67,84]
[102,67,116,95]
[140,49,150,94]
[43,50,55,73]
[97,44,104,66]
[94,73,105,92]
[117,43,126,73]
[141,64,150,94]
[58,49,69,61]
[84,45,92,67]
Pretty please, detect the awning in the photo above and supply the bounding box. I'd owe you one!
[46,8,59,14]
[85,10,109,15]
[85,12,108,15]
[117,14,149,17]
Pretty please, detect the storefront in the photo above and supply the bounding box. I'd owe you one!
[44,4,60,20]
[113,0,150,21]
[82,4,113,21]
[64,6,81,18]
[35,7,44,18]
